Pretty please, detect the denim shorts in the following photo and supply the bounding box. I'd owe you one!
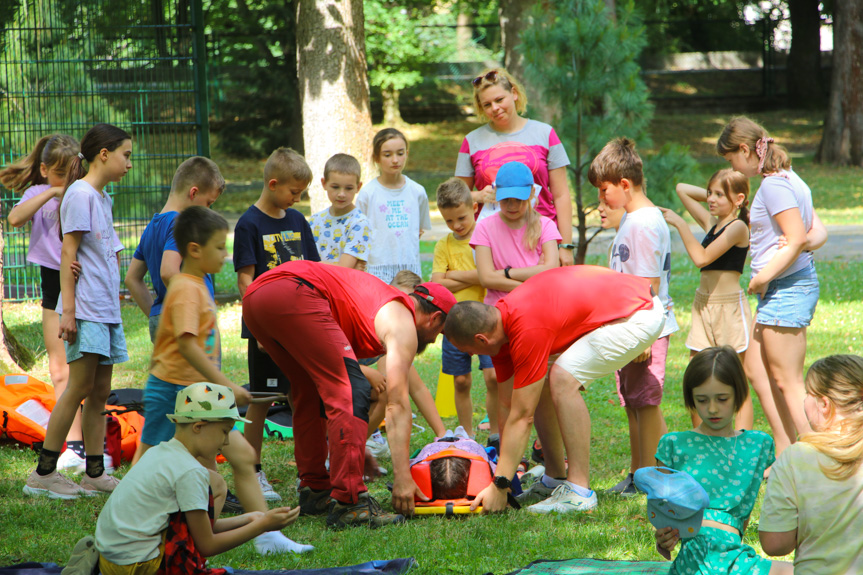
[755,262,819,328]
[64,319,128,365]
[141,374,185,446]
[441,334,493,376]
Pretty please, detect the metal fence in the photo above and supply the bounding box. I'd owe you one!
[0,0,209,301]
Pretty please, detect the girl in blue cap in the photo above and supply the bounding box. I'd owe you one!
[654,346,791,574]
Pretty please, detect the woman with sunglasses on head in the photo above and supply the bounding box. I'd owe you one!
[455,68,575,267]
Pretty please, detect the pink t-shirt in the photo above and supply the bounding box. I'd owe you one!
[470,212,561,304]
[14,184,62,269]
[455,120,570,222]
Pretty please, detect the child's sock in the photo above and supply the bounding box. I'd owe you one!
[85,455,105,478]
[66,441,85,458]
[254,531,314,555]
[254,463,262,473]
[540,474,566,489]
[36,448,62,476]
[563,480,594,498]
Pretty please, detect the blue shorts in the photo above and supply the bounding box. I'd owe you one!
[755,262,819,329]
[441,334,493,376]
[64,319,128,365]
[141,374,185,446]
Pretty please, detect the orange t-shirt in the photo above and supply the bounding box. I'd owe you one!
[150,273,221,385]
[492,266,654,389]
[245,260,414,359]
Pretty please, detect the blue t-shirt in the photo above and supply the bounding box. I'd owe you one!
[132,211,214,317]
[233,205,320,337]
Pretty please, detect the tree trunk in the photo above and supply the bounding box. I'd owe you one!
[816,0,863,166]
[787,0,824,108]
[297,0,374,214]
[498,0,529,87]
[382,88,403,126]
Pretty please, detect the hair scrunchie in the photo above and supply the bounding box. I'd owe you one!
[756,136,774,173]
[77,152,85,160]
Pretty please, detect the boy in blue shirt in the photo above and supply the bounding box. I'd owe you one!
[125,156,225,342]
[234,147,320,502]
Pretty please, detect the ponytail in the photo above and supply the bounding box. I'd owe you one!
[716,117,791,175]
[0,135,79,192]
[522,200,541,252]
[799,355,863,481]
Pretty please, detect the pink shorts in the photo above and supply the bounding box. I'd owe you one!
[615,335,669,408]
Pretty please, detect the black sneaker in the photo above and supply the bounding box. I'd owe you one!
[606,473,634,495]
[298,486,332,516]
[326,492,405,529]
[531,439,544,464]
[486,433,500,453]
[222,489,244,514]
[620,480,642,497]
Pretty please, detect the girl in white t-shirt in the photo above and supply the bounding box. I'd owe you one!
[2,134,88,473]
[356,128,431,284]
[717,117,826,451]
[23,123,132,500]
[760,355,863,574]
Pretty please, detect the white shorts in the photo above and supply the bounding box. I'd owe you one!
[554,296,665,388]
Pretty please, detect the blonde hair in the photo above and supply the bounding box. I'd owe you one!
[436,177,472,209]
[390,270,421,292]
[587,137,644,188]
[0,134,79,192]
[716,116,791,175]
[264,147,312,184]
[324,153,362,181]
[471,68,528,120]
[799,355,863,481]
[706,168,751,225]
[520,198,542,252]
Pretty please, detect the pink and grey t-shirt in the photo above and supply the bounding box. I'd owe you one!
[14,184,62,269]
[455,120,570,221]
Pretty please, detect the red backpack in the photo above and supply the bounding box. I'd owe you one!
[0,374,57,446]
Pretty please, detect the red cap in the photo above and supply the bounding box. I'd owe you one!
[412,282,456,315]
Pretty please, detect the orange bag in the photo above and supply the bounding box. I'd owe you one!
[0,374,57,447]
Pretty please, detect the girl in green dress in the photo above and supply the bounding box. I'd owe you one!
[653,346,792,574]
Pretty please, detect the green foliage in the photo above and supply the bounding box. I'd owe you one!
[205,0,301,156]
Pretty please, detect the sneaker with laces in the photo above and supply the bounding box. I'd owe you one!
[326,492,406,529]
[257,470,282,501]
[526,483,597,514]
[56,450,86,474]
[223,490,244,514]
[23,469,84,500]
[365,434,391,459]
[298,486,332,516]
[516,478,555,505]
[80,472,120,495]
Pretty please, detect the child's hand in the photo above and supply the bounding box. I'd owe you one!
[748,275,768,297]
[50,186,65,199]
[260,506,300,531]
[659,207,686,229]
[633,347,652,363]
[655,526,679,559]
[776,234,788,249]
[70,260,82,282]
[59,313,77,345]
[365,369,387,395]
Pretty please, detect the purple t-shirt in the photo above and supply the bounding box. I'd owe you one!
[15,184,62,269]
[56,180,124,323]
[410,438,496,474]
[455,120,570,222]
[470,212,561,305]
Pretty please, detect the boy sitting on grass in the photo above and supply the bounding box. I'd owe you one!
[96,382,300,574]
[138,206,311,555]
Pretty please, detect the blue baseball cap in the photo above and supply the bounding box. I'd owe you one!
[633,467,710,539]
[493,161,534,201]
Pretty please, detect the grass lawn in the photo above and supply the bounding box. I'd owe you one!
[2,253,862,573]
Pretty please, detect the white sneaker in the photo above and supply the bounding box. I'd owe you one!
[104,453,115,475]
[57,450,86,474]
[453,426,471,440]
[365,433,391,459]
[257,470,282,501]
[516,477,555,505]
[526,483,597,514]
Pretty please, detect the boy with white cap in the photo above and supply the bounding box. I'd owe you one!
[95,382,305,575]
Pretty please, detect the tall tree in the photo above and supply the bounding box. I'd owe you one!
[297,0,374,214]
[498,0,531,87]
[787,0,824,108]
[816,0,863,166]
[520,0,694,264]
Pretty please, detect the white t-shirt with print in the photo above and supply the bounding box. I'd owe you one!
[309,207,372,263]
[356,175,431,284]
[609,207,678,338]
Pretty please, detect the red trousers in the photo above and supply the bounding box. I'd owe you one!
[242,277,371,504]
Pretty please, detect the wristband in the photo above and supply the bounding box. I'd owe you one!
[504,266,512,279]
[559,243,575,250]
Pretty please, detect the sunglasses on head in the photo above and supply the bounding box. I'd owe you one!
[472,70,499,87]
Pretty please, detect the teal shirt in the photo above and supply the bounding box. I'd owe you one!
[656,430,775,532]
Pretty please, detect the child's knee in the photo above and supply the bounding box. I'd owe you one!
[453,374,472,394]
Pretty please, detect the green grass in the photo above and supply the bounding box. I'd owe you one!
[3,255,862,572]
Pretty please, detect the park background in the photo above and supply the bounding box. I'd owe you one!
[1,0,863,573]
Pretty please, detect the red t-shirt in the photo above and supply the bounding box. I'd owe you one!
[245,261,415,358]
[492,266,654,389]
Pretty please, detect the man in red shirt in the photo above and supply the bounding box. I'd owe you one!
[242,261,456,527]
[445,265,665,514]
